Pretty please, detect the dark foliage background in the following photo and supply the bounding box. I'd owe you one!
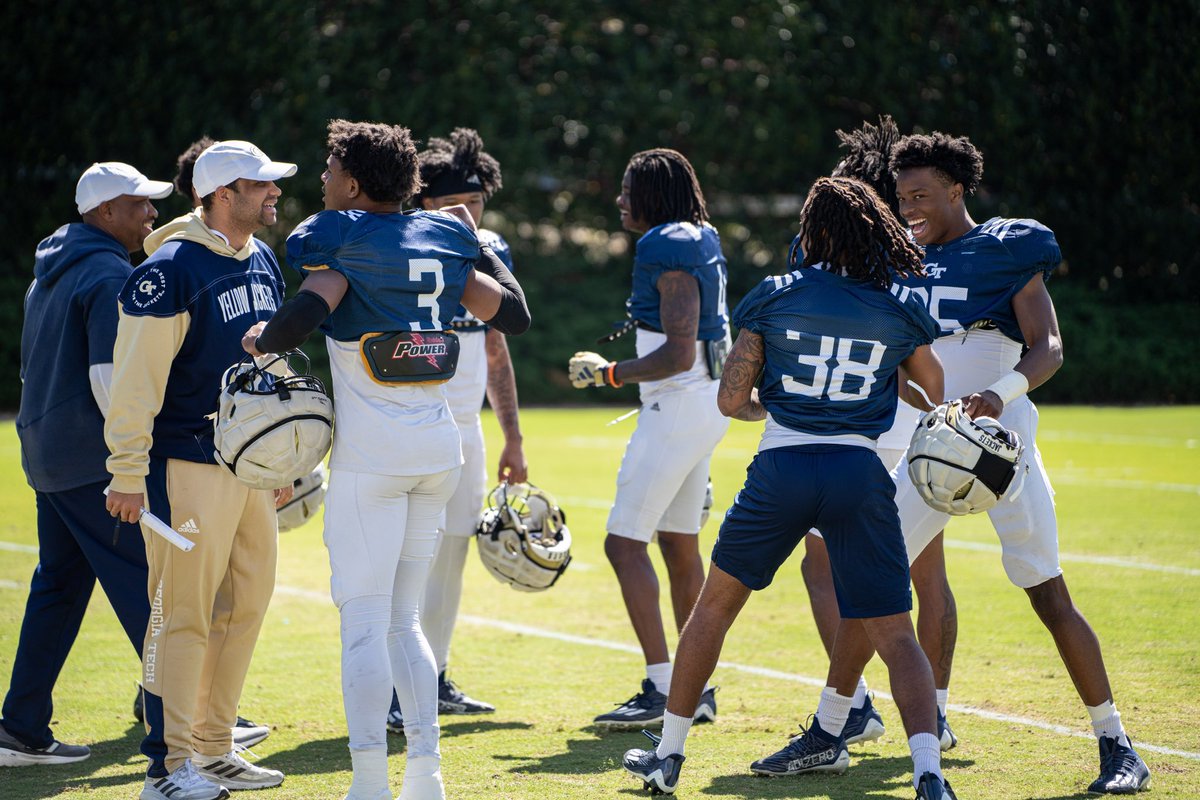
[3,1,1197,407]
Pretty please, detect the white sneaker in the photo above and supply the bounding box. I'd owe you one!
[398,770,445,800]
[193,749,284,790]
[342,791,391,800]
[142,761,231,800]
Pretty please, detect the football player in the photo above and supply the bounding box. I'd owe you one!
[568,149,731,729]
[623,177,953,798]
[797,117,955,749]
[242,120,529,800]
[384,128,527,733]
[799,132,1151,795]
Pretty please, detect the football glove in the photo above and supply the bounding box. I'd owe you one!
[569,351,622,388]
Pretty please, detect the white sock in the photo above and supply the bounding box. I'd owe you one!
[656,711,693,758]
[1087,700,1129,745]
[936,688,949,717]
[851,677,869,709]
[909,732,942,789]
[348,746,390,797]
[646,662,673,694]
[816,686,854,738]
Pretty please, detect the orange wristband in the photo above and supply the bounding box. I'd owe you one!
[603,362,623,388]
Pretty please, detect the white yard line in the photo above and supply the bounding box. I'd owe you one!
[4,575,1195,762]
[4,557,1198,760]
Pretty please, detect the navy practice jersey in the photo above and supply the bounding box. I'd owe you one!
[892,217,1060,342]
[733,267,939,438]
[287,209,478,341]
[450,227,513,326]
[626,222,729,341]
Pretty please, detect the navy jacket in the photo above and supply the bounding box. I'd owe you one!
[18,223,132,492]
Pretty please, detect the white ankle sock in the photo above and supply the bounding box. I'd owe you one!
[656,711,693,758]
[816,686,854,737]
[909,732,942,789]
[646,662,673,694]
[936,689,949,717]
[851,677,869,709]
[1087,700,1128,745]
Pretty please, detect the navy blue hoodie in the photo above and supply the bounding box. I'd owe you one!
[17,223,132,492]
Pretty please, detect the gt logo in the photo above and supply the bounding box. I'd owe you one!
[926,263,947,278]
[129,267,166,309]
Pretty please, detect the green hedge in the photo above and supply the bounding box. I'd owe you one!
[3,1,1196,408]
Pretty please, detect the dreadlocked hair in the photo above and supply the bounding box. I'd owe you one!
[412,127,503,205]
[798,177,925,288]
[831,115,902,219]
[174,136,216,201]
[890,131,984,195]
[626,148,709,229]
[326,119,420,204]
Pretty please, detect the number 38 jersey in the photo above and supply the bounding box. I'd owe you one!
[732,266,938,441]
[285,208,479,476]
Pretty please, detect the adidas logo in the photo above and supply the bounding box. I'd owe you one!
[177,518,200,534]
[649,402,661,411]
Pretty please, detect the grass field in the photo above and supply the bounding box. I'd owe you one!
[1,407,1198,799]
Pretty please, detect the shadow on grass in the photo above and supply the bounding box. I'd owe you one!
[1,723,146,799]
[496,729,649,777]
[691,754,978,799]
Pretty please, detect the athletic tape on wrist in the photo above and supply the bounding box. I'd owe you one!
[985,370,1029,406]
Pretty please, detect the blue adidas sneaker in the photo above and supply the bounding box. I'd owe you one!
[915,771,959,799]
[937,709,957,751]
[623,730,684,795]
[750,716,849,776]
[843,694,885,745]
[1087,735,1151,794]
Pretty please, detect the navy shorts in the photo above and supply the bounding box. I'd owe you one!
[712,444,912,618]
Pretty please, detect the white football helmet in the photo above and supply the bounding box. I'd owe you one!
[476,482,571,592]
[276,462,328,532]
[907,400,1025,515]
[213,352,334,491]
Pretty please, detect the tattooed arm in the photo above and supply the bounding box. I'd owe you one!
[484,328,528,483]
[717,329,767,421]
[609,271,699,383]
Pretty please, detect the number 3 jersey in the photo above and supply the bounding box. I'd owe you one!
[286,208,479,476]
[891,217,1061,399]
[732,266,939,446]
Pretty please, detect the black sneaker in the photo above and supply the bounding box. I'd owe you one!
[0,721,90,766]
[1087,735,1151,794]
[623,730,684,795]
[135,686,267,747]
[937,709,958,751]
[386,692,405,735]
[692,686,718,724]
[750,716,849,776]
[594,679,667,729]
[844,694,885,745]
[915,771,959,800]
[437,671,494,715]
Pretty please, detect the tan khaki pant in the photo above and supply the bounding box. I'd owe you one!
[142,459,277,770]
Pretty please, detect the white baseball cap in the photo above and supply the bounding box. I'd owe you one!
[76,162,173,214]
[193,140,297,198]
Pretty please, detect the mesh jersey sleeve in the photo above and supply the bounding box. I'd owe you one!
[985,218,1062,280]
[286,210,353,276]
